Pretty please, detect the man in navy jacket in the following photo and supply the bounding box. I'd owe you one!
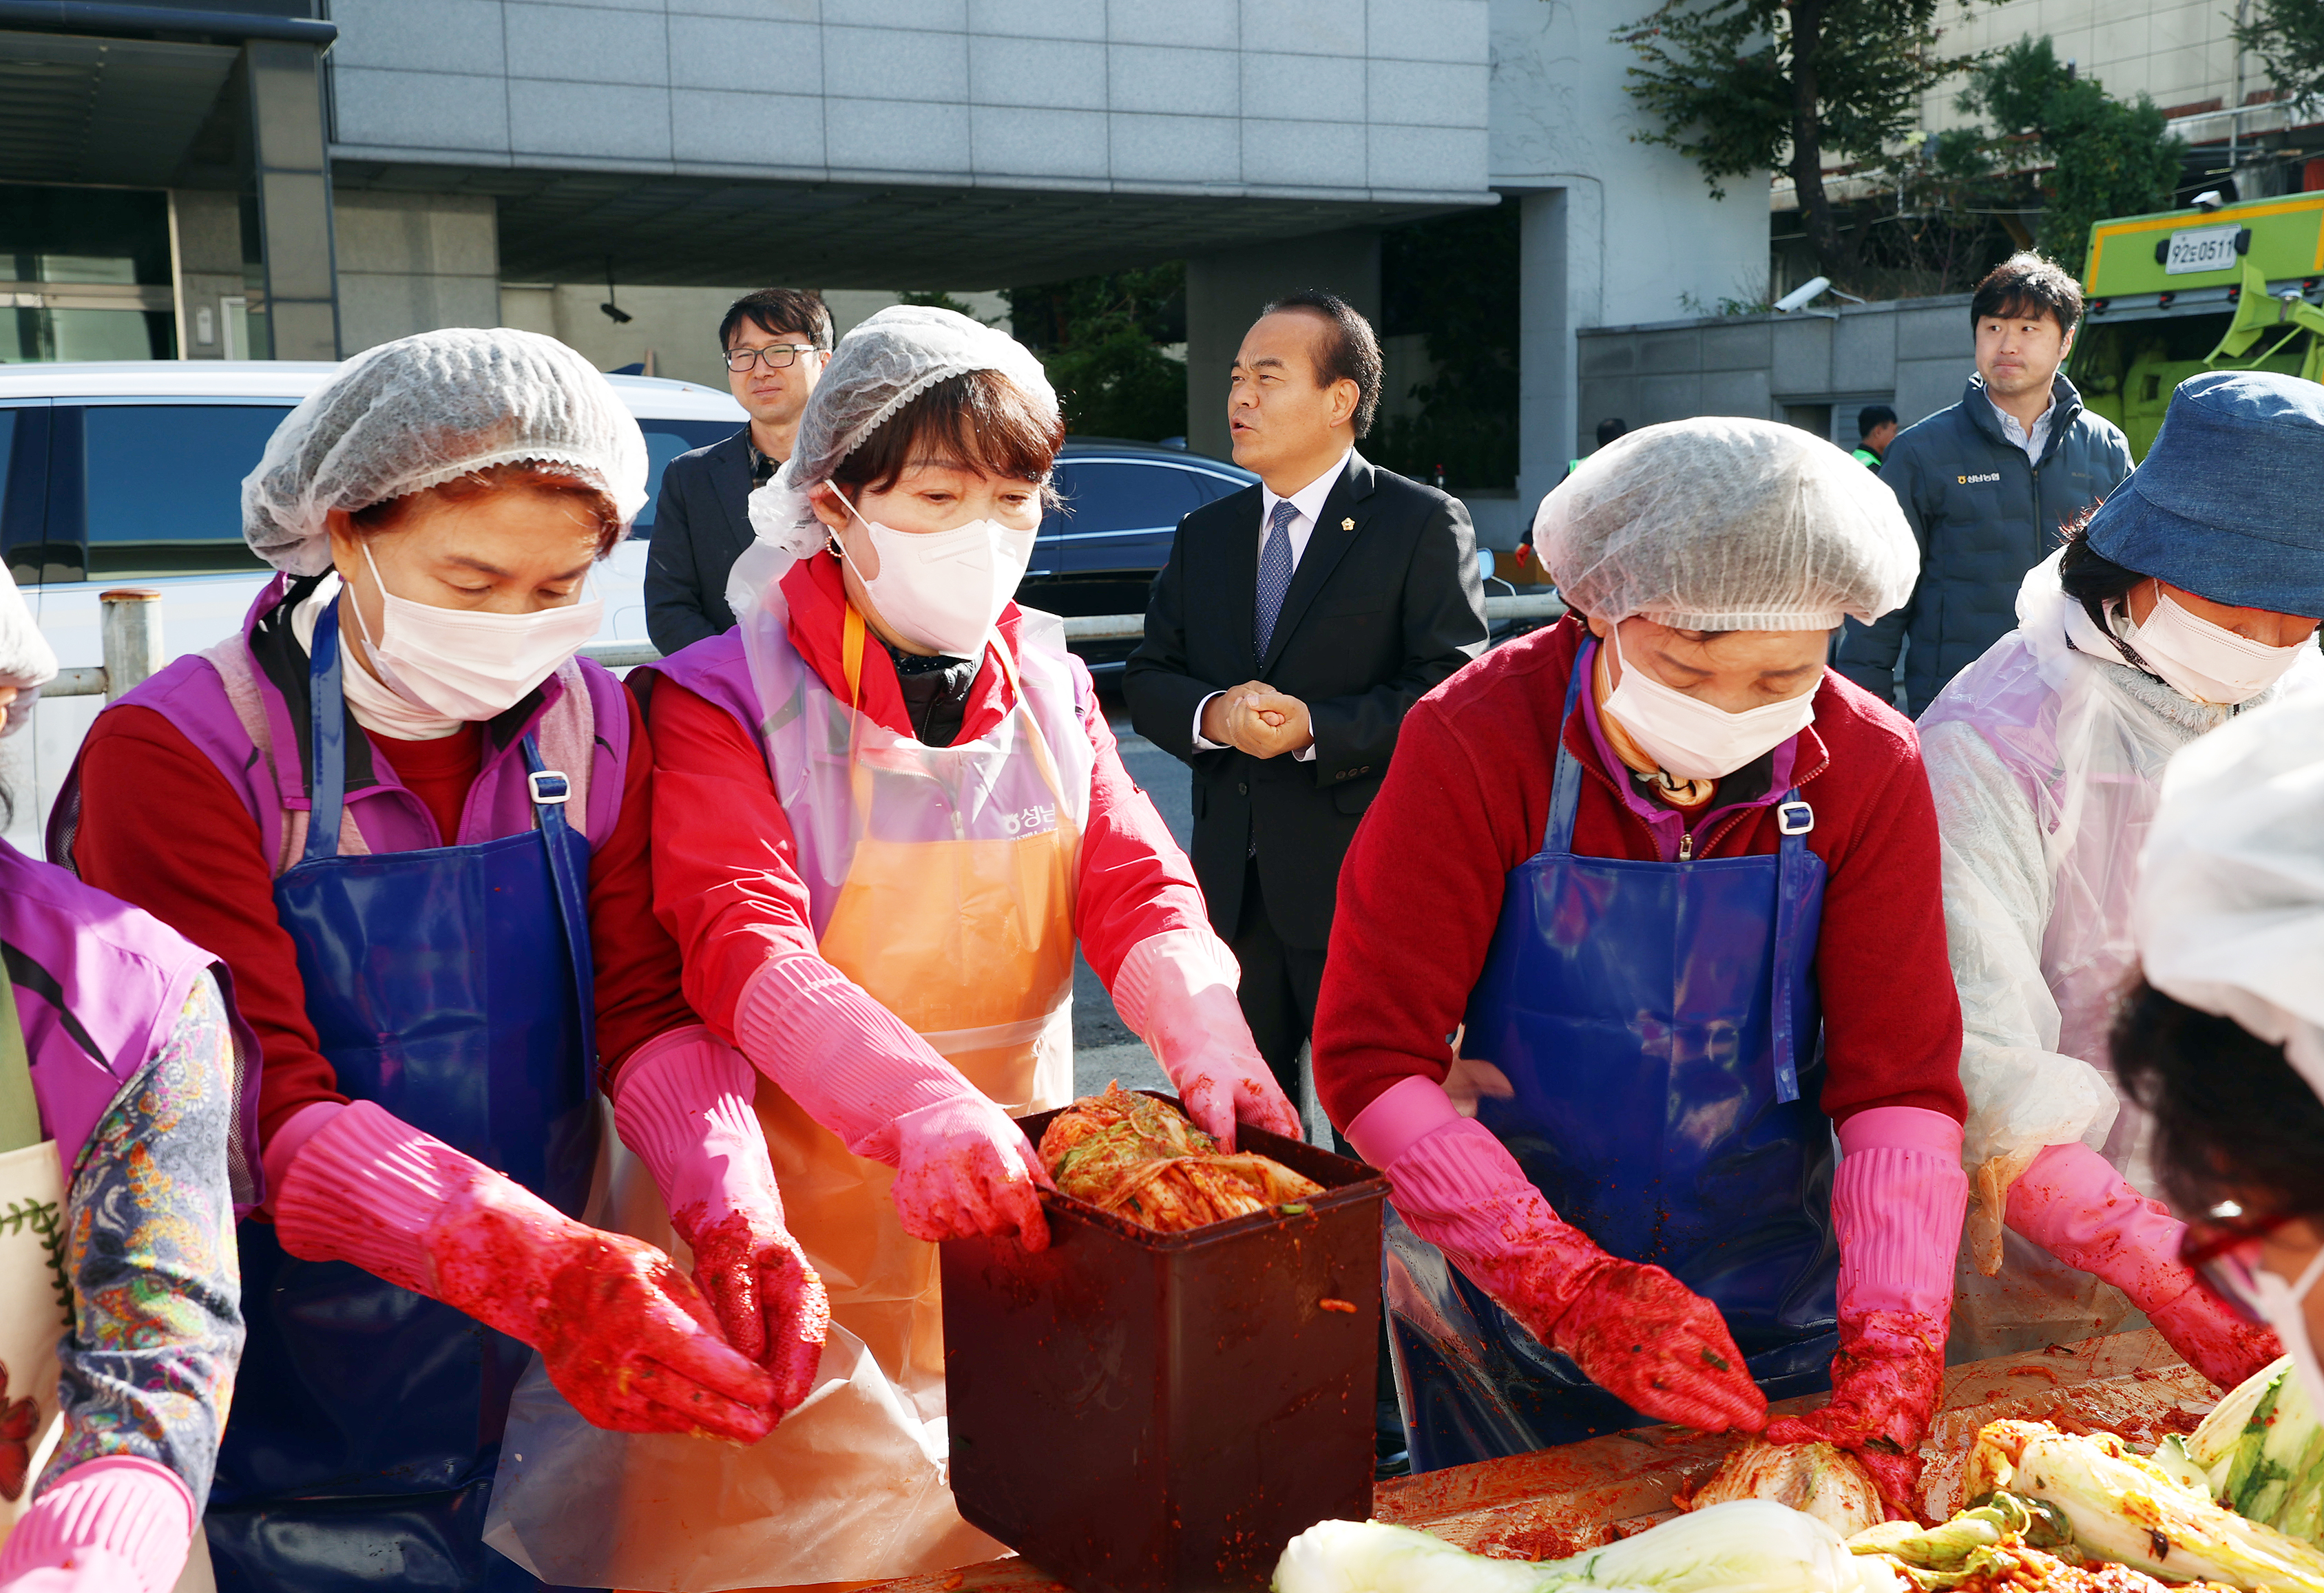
[645,288,830,655]
[1838,255,2133,715]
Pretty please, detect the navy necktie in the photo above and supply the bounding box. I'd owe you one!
[1254,498,1297,660]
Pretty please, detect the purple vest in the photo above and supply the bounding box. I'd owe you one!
[0,838,260,1208]
[52,576,631,873]
[645,632,756,748]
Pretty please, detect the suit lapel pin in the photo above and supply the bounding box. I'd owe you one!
[1341,517,1354,531]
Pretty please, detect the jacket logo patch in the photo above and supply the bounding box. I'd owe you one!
[1957,472,2001,484]
[1002,803,1058,837]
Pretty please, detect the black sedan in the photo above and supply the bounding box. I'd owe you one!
[1016,438,1257,673]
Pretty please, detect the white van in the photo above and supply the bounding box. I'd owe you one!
[0,360,745,845]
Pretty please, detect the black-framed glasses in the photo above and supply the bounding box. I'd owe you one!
[722,343,823,372]
[2179,1203,2297,1325]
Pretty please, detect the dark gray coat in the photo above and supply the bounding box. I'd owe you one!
[643,428,755,657]
[1837,372,2133,715]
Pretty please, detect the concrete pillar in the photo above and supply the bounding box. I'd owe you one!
[1515,189,1572,514]
[333,192,499,355]
[245,38,339,359]
[168,190,245,361]
[1182,227,1383,461]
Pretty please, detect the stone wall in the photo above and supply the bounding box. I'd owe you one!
[1575,295,1975,451]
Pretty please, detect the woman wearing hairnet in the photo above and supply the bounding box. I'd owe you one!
[52,330,824,1592]
[1312,420,1970,1513]
[0,565,253,1593]
[505,306,1297,1589]
[2113,689,2324,1426]
[1919,370,2321,1389]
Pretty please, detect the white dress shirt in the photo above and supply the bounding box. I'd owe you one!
[1191,447,1355,759]
[1987,391,2054,463]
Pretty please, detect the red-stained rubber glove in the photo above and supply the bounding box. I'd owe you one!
[275,1101,779,1443]
[1764,1311,1946,1516]
[1383,1114,1766,1433]
[1109,930,1301,1149]
[735,953,1051,1251]
[858,1095,1052,1250]
[2009,1141,2282,1391]
[612,1027,829,1411]
[1765,1107,1969,1518]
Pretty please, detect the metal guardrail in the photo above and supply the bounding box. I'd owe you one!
[43,591,1569,701]
[1058,591,1567,642]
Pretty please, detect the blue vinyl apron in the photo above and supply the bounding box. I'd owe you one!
[204,605,602,1593]
[1385,646,1840,1472]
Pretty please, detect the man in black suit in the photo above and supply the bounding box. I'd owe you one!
[644,286,832,655]
[1125,291,1487,1121]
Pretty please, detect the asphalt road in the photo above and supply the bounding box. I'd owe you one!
[1074,688,1339,1144]
[1068,687,1186,1104]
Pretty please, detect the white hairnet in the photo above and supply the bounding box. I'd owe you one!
[1536,418,1917,629]
[0,560,56,737]
[2134,691,2324,1094]
[747,305,1058,558]
[243,328,649,576]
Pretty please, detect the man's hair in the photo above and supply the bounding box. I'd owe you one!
[720,288,834,353]
[1259,289,1383,437]
[1595,417,1628,447]
[1971,253,2084,337]
[1857,404,1897,435]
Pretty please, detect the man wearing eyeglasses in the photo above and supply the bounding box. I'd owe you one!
[645,287,833,655]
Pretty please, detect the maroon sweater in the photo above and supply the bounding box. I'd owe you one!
[1313,615,1966,1132]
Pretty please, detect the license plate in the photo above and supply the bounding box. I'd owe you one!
[2164,224,2241,274]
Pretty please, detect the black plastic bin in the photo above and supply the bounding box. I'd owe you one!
[942,1100,1389,1593]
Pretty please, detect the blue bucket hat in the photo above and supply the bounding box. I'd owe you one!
[2084,370,2324,618]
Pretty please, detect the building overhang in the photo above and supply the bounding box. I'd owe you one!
[331,154,1497,289]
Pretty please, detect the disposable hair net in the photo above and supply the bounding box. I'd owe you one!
[746,304,1058,558]
[243,327,649,576]
[2135,690,2324,1095]
[1536,418,1916,629]
[0,560,55,737]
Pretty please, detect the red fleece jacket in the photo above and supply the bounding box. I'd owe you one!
[645,553,1209,1036]
[74,688,695,1147]
[1313,614,1966,1132]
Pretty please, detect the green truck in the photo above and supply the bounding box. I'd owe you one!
[2071,190,2324,458]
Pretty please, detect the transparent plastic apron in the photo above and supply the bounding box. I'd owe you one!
[490,598,1089,1592]
[1923,558,2324,1358]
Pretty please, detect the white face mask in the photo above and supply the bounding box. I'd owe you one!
[833,491,1036,659]
[350,541,603,724]
[2117,585,2309,707]
[1598,625,1819,782]
[2254,1248,2324,1419]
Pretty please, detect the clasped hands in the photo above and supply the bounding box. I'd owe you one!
[1201,681,1312,759]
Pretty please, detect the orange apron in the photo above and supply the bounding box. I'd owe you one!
[487,591,1090,1593]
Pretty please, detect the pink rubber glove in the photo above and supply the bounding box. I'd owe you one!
[736,953,1050,1249]
[0,1458,193,1593]
[2008,1140,2282,1390]
[1361,1087,1766,1434]
[275,1101,779,1442]
[613,1027,828,1409]
[1765,1107,1968,1519]
[1109,929,1300,1148]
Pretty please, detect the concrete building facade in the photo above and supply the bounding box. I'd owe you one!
[1,0,1777,505]
[1576,296,1976,463]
